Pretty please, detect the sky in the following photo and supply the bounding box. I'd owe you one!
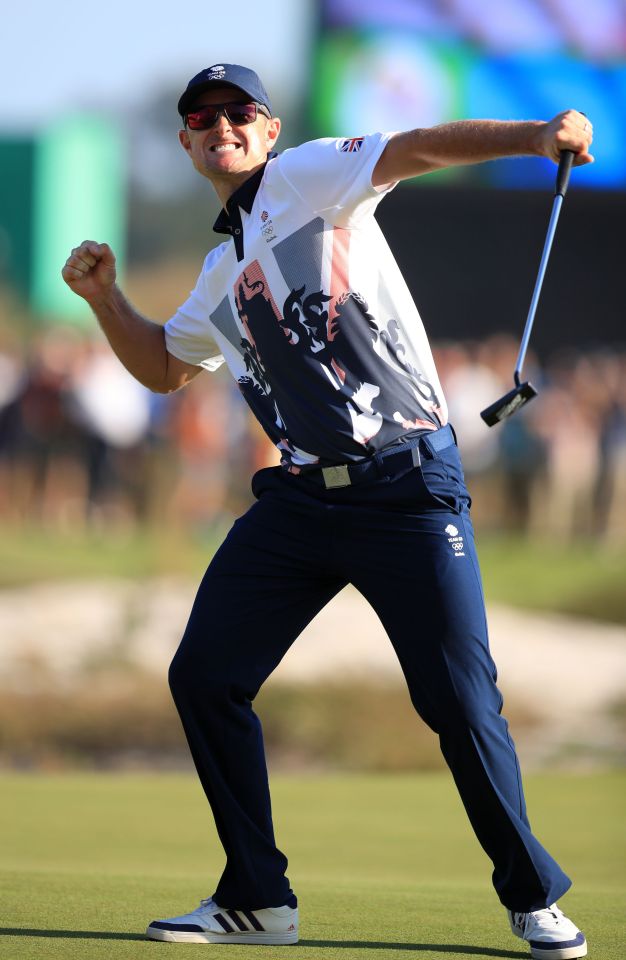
[1,0,315,131]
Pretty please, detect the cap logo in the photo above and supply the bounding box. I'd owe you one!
[207,65,226,79]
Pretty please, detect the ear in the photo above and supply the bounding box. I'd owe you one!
[265,116,281,150]
[178,128,192,156]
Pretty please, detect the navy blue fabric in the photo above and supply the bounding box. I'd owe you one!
[168,428,571,911]
[300,423,454,487]
[178,63,273,118]
[529,933,586,950]
[213,154,278,262]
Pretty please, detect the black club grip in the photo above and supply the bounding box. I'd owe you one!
[555,149,575,198]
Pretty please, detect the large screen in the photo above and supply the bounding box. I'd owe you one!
[313,0,626,189]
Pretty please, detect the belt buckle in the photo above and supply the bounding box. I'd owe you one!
[322,464,351,489]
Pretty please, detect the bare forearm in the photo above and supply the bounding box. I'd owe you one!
[374,111,594,186]
[402,119,542,171]
[86,285,170,392]
[377,120,543,183]
[62,241,200,393]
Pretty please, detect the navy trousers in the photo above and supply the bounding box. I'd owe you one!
[168,426,571,912]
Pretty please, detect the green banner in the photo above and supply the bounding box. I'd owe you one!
[0,139,35,299]
[31,115,126,324]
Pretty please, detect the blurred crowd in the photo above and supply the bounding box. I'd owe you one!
[0,327,269,534]
[437,336,626,541]
[0,327,625,542]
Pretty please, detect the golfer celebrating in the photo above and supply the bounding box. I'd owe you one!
[62,63,593,959]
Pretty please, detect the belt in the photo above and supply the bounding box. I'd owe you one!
[300,424,455,489]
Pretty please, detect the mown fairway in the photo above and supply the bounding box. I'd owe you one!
[1,772,624,959]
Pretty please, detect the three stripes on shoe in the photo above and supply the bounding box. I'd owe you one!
[154,909,266,933]
[215,909,265,933]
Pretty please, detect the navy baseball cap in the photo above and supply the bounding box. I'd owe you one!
[178,63,272,118]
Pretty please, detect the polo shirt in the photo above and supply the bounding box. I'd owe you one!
[164,133,449,472]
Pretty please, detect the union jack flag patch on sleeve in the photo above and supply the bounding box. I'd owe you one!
[339,137,364,153]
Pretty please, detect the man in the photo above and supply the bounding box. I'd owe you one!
[62,63,593,959]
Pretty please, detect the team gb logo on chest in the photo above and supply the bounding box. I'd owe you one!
[260,210,277,242]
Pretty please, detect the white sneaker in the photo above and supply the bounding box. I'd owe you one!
[507,903,587,959]
[146,896,298,944]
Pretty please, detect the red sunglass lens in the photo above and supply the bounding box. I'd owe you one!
[186,103,258,129]
[228,104,258,124]
[186,107,216,129]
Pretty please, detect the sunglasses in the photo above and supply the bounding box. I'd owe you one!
[185,102,270,130]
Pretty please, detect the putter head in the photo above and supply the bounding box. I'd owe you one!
[480,381,538,427]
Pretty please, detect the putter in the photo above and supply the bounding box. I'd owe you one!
[480,148,575,427]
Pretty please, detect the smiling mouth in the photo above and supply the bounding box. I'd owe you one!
[210,143,240,152]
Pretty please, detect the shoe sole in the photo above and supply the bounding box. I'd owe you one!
[529,943,587,960]
[145,926,298,944]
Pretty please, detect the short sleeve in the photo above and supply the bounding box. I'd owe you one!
[275,133,397,228]
[164,255,225,372]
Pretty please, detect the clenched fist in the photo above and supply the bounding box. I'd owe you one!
[61,241,117,302]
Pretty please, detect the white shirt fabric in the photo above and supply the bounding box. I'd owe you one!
[164,133,448,472]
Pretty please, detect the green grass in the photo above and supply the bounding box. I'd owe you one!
[0,526,219,584]
[1,772,624,959]
[477,536,626,624]
[1,526,626,624]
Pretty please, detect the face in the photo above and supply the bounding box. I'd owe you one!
[178,86,281,189]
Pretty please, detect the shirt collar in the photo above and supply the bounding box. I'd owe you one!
[213,152,277,237]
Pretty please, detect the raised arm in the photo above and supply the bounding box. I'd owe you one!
[61,241,201,394]
[372,109,594,187]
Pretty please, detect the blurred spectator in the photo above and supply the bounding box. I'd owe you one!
[6,329,85,526]
[70,341,152,526]
[438,339,504,474]
[585,352,626,542]
[531,353,601,540]
[0,336,24,517]
[0,325,624,544]
[497,413,548,534]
